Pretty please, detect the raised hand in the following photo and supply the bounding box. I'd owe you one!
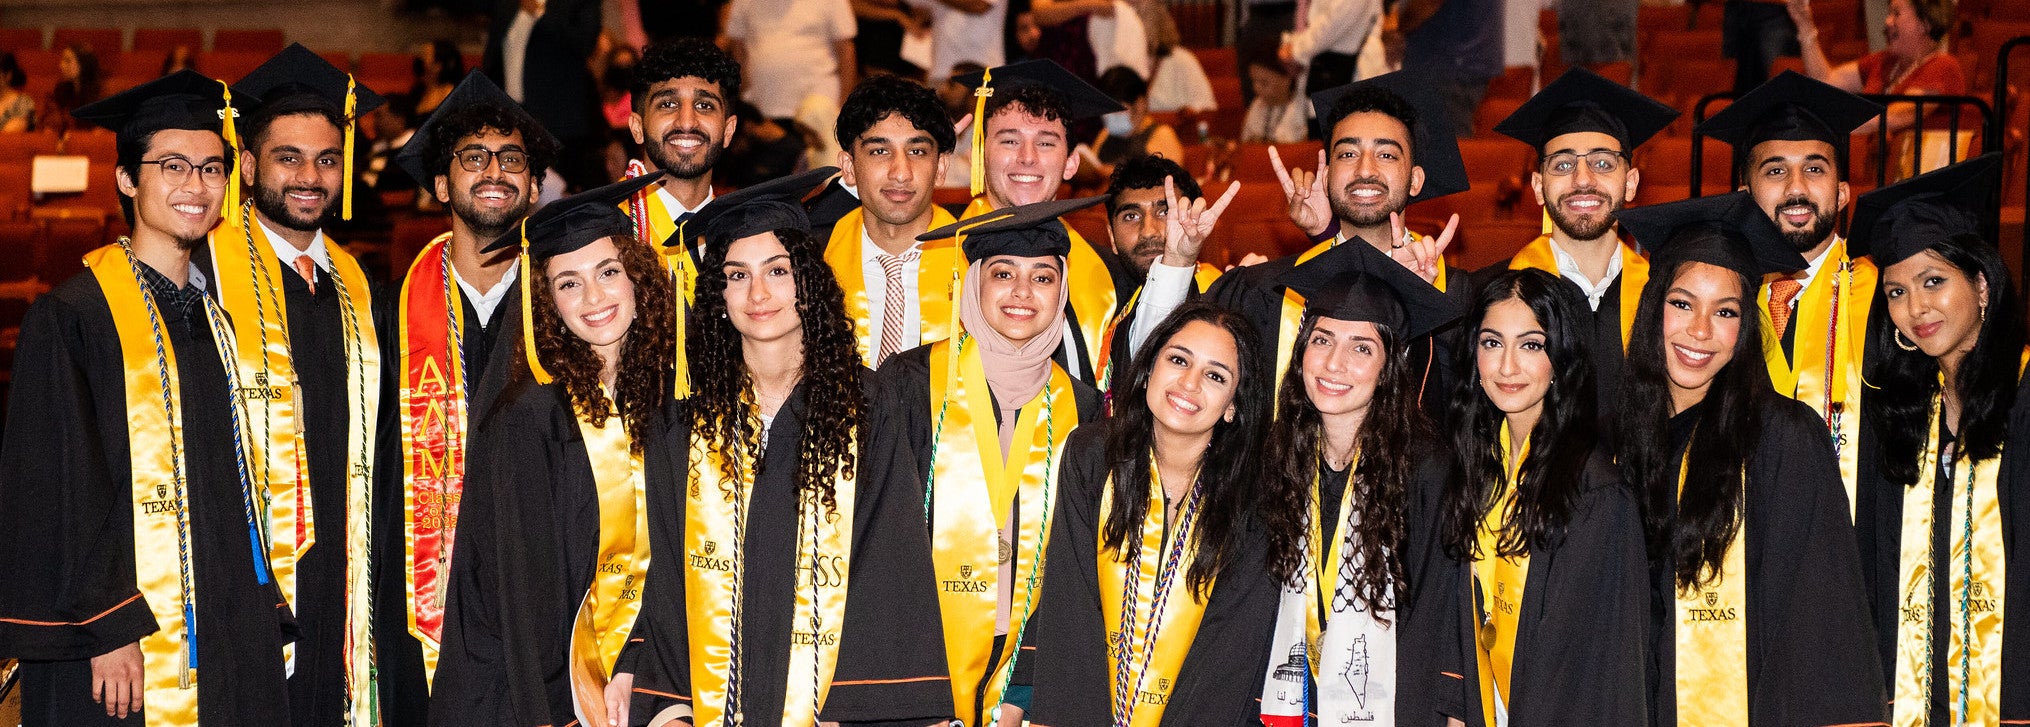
[1161,176,1242,268]
[1270,145,1333,237]
[1385,210,1459,284]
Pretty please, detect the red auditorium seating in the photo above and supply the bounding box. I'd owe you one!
[0,132,57,164]
[36,218,105,282]
[357,52,414,94]
[0,221,37,281]
[132,28,203,54]
[50,28,120,55]
[1641,136,1736,195]
[0,28,44,52]
[202,51,269,82]
[213,28,286,54]
[1454,138,1531,188]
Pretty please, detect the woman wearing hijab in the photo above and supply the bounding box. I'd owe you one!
[608,168,952,727]
[1612,192,1886,726]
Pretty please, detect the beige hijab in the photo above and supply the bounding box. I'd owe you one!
[957,257,1068,454]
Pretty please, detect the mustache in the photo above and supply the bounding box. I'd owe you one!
[661,128,711,145]
[1778,195,1821,215]
[467,179,522,197]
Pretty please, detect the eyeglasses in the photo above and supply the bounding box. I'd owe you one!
[1541,151,1626,176]
[454,146,530,174]
[138,157,230,188]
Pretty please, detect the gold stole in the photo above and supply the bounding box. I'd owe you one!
[1303,453,1361,676]
[684,419,858,726]
[1095,264,1222,391]
[1892,391,2007,727]
[1098,459,1211,727]
[964,197,1116,374]
[632,186,697,397]
[211,213,383,721]
[822,205,962,367]
[1506,233,1648,353]
[396,232,464,681]
[1673,445,1750,727]
[1760,239,1875,520]
[90,244,252,725]
[1472,424,1531,721]
[925,335,1079,724]
[568,409,652,727]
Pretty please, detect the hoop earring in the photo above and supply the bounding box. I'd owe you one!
[1894,328,1920,351]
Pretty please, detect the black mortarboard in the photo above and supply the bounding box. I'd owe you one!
[483,171,664,256]
[393,71,553,186]
[956,59,1125,121]
[1694,71,1882,174]
[1614,191,1807,278]
[919,195,1106,260]
[1275,236,1461,339]
[235,43,386,220]
[72,69,235,139]
[1308,70,1470,201]
[1847,152,2001,266]
[1494,67,1679,152]
[683,166,838,251]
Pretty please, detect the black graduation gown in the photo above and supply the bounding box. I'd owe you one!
[1473,259,1630,432]
[805,177,860,243]
[427,378,673,726]
[1092,253,1217,400]
[616,376,954,726]
[0,268,294,725]
[1023,425,1281,727]
[1431,449,1650,727]
[1854,371,2030,722]
[1648,396,1887,727]
[370,272,523,727]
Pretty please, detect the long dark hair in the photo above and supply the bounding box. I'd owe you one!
[528,233,675,454]
[1869,232,2024,485]
[1619,252,1771,591]
[1441,269,1598,561]
[1101,301,1272,598]
[1258,313,1424,621]
[687,226,862,515]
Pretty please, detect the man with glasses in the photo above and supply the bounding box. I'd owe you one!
[0,70,295,725]
[384,71,560,710]
[1480,68,1679,416]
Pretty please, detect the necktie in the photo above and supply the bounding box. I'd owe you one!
[874,250,916,366]
[293,254,318,295]
[1768,277,1803,342]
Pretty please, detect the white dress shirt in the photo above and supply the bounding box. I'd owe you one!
[861,232,925,353]
[1549,238,1625,312]
[454,261,519,328]
[257,216,332,282]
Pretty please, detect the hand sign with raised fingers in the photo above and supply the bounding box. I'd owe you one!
[1384,210,1458,285]
[1161,176,1242,268]
[1270,145,1333,237]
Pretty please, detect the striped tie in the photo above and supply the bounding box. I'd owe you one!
[875,250,916,366]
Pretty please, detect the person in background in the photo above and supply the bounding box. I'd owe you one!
[1554,0,1638,78]
[1728,0,1800,92]
[363,92,418,193]
[412,39,464,118]
[1238,43,1307,144]
[159,45,198,76]
[1278,0,1385,94]
[1084,66,1184,175]
[1396,0,1501,139]
[719,100,811,188]
[47,43,101,131]
[1025,0,1107,81]
[1234,0,1299,104]
[0,52,36,133]
[853,0,931,79]
[924,0,1006,83]
[1790,0,1967,173]
[596,42,640,179]
[485,0,605,192]
[724,0,859,148]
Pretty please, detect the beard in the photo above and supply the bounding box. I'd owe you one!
[1328,176,1406,228]
[1775,195,1838,253]
[1546,189,1620,241]
[450,179,532,240]
[253,181,333,233]
[1118,234,1164,279]
[645,127,723,180]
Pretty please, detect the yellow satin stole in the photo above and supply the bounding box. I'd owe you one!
[1760,239,1875,520]
[1472,424,1530,722]
[1098,457,1211,727]
[964,197,1116,375]
[925,334,1080,725]
[630,185,698,397]
[1673,442,1750,727]
[568,408,652,727]
[1506,233,1648,353]
[1892,390,2007,727]
[822,205,962,367]
[684,416,857,726]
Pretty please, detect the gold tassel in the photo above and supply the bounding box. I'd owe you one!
[517,218,554,385]
[342,75,357,221]
[969,68,993,198]
[1540,207,1555,237]
[219,80,242,217]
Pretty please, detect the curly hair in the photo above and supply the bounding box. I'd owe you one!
[687,226,863,516]
[419,93,560,189]
[1105,155,1202,217]
[527,233,676,453]
[835,73,958,153]
[984,84,1069,135]
[1258,313,1426,622]
[1321,83,1417,151]
[633,37,741,115]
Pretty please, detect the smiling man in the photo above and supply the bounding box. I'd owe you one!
[1481,67,1679,418]
[386,70,559,714]
[1696,71,1884,517]
[1098,155,1227,387]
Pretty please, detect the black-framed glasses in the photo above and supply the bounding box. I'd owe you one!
[454,146,530,174]
[138,157,230,188]
[1541,151,1626,176]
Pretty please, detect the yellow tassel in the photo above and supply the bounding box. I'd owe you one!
[219,80,242,218]
[342,75,357,221]
[518,218,554,385]
[1540,207,1555,237]
[969,68,992,199]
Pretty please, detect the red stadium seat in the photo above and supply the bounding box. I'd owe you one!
[0,131,58,164]
[1486,66,1535,101]
[131,28,202,54]
[0,27,45,53]
[36,217,105,282]
[201,51,268,82]
[212,28,285,54]
[357,52,413,94]
[50,28,120,55]
[14,49,58,82]
[0,221,38,280]
[1641,136,1736,195]
[1476,96,1525,138]
[1455,137,1531,186]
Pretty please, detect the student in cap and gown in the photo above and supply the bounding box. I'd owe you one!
[1612,192,1887,727]
[613,168,954,727]
[1023,299,1281,727]
[1249,239,1465,726]
[426,173,676,727]
[1845,154,2030,725]
[0,71,294,726]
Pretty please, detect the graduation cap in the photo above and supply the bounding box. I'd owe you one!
[1493,67,1679,153]
[1308,70,1470,201]
[1613,191,1807,278]
[1275,236,1461,339]
[234,43,387,221]
[1846,152,2001,267]
[917,195,1107,260]
[491,171,667,386]
[1693,71,1882,177]
[681,166,838,253]
[73,69,252,215]
[957,59,1125,196]
[393,71,554,188]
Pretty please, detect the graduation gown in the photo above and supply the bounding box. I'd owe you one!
[1476,247,1638,430]
[1024,425,1282,727]
[1855,371,2030,722]
[0,267,294,725]
[1649,395,1887,726]
[616,377,954,726]
[1433,450,1650,727]
[427,377,669,726]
